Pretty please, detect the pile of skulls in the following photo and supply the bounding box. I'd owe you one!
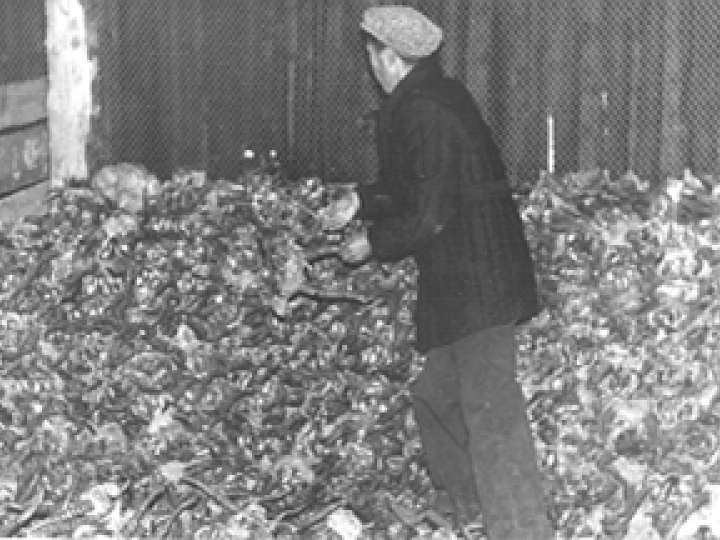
[0,163,449,539]
[4,159,720,539]
[518,169,720,539]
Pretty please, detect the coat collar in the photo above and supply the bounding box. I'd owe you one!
[382,58,445,115]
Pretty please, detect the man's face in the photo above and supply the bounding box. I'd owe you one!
[366,42,394,94]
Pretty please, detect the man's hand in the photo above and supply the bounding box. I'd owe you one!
[340,230,372,264]
[319,189,360,231]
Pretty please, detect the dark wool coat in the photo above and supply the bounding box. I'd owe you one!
[357,59,541,354]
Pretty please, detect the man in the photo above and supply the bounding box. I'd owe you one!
[320,5,554,539]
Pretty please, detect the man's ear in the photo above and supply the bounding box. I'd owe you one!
[381,47,399,67]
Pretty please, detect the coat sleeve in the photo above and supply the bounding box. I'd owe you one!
[366,98,462,262]
[355,183,395,221]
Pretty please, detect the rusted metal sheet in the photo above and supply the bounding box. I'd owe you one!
[0,122,50,195]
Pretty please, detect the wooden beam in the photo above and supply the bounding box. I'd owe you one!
[0,78,48,130]
[45,0,94,186]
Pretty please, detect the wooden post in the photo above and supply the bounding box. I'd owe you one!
[83,0,120,173]
[45,0,95,186]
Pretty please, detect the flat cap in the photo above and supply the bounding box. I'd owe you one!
[360,6,443,59]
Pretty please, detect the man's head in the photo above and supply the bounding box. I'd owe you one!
[360,6,443,94]
[363,35,413,94]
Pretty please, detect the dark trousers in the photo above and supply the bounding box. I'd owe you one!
[411,325,554,539]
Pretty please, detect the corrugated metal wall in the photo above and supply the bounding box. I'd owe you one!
[5,0,720,190]
[101,0,379,184]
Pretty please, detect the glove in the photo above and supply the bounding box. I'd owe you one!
[319,188,360,231]
[339,230,372,264]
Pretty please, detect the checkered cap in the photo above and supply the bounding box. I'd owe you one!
[360,6,443,59]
